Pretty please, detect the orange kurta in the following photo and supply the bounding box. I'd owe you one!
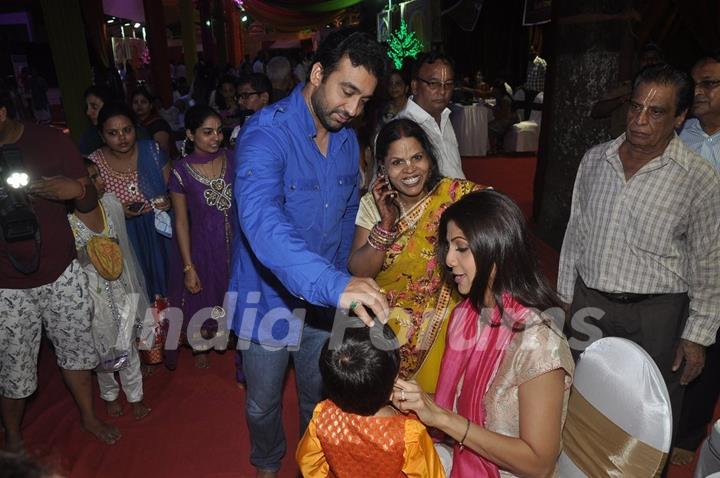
[296,400,445,478]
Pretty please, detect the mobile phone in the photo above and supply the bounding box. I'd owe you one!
[128,202,145,213]
[378,165,393,192]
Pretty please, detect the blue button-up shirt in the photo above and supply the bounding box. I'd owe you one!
[227,84,359,346]
[680,118,720,172]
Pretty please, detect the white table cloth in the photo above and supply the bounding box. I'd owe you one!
[450,102,493,157]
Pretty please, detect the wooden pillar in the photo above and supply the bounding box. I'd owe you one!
[533,0,635,249]
[213,0,228,66]
[143,0,172,107]
[39,0,92,141]
[225,0,243,66]
[178,0,198,83]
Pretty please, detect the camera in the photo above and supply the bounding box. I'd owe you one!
[0,145,40,273]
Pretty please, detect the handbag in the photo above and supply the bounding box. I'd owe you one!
[86,235,124,281]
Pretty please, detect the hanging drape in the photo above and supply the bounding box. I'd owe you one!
[40,0,93,141]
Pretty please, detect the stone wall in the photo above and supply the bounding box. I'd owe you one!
[534,0,634,250]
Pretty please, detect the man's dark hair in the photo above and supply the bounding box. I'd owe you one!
[238,73,272,95]
[313,30,387,82]
[632,63,693,116]
[215,75,237,110]
[0,88,17,119]
[692,50,720,69]
[319,322,399,416]
[410,52,455,80]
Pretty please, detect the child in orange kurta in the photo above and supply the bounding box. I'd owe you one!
[296,322,445,478]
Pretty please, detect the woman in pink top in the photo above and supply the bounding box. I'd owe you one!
[393,190,574,478]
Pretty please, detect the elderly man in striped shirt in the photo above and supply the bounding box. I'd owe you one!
[558,64,720,437]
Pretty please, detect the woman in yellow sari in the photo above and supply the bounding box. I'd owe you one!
[349,118,485,392]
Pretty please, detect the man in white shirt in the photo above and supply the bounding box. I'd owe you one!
[399,53,465,179]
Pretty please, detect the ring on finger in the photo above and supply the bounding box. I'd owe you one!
[400,390,406,401]
[349,300,359,311]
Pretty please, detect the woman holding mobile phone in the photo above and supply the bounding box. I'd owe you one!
[348,118,487,392]
[89,102,171,301]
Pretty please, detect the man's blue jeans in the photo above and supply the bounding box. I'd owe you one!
[241,324,328,472]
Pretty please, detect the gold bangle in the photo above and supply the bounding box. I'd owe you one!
[183,264,193,273]
[458,417,471,453]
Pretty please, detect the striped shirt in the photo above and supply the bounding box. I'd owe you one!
[558,134,720,346]
[679,118,720,172]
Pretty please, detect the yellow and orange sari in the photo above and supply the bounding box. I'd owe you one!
[358,177,484,392]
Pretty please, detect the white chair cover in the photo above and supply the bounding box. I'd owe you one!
[694,419,720,478]
[503,121,539,152]
[512,88,526,123]
[450,103,492,156]
[529,92,543,128]
[558,337,672,477]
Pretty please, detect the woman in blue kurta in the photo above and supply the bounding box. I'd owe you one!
[90,102,171,301]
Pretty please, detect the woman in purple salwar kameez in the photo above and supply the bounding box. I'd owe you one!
[166,105,238,371]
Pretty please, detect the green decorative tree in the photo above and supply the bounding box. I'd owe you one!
[387,20,423,70]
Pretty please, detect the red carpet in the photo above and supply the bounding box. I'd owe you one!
[6,345,301,478]
[3,154,712,477]
[461,154,537,220]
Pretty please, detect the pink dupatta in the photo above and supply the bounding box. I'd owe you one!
[434,294,528,477]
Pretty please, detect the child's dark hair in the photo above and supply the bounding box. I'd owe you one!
[319,321,400,416]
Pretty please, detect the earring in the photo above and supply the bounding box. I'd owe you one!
[182,138,191,157]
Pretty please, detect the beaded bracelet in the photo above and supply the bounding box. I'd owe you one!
[367,232,389,251]
[368,223,397,251]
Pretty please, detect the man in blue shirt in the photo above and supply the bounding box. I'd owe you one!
[229,31,388,477]
[673,53,720,466]
[680,54,720,172]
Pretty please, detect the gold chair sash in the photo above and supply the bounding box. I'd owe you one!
[563,387,668,477]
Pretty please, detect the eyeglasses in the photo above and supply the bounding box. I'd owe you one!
[416,78,455,92]
[696,79,720,91]
[238,91,262,100]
